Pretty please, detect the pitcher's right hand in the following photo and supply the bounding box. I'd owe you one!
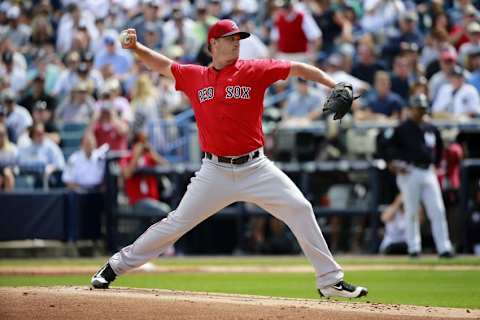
[119,29,137,50]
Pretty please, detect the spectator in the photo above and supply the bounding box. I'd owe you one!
[4,5,30,50]
[459,21,480,67]
[96,79,133,124]
[467,48,480,91]
[94,34,133,79]
[131,74,161,134]
[356,71,406,120]
[360,0,405,35]
[390,54,414,101]
[428,49,460,102]
[120,132,170,215]
[31,101,60,145]
[0,105,14,142]
[351,40,386,85]
[128,0,164,46]
[2,89,32,143]
[0,50,27,94]
[56,3,99,55]
[55,81,96,126]
[281,78,323,125]
[271,0,321,62]
[19,74,57,115]
[432,65,480,118]
[62,132,107,191]
[17,122,65,172]
[162,6,199,62]
[53,50,81,99]
[91,102,128,151]
[81,51,104,90]
[382,11,424,66]
[449,4,478,50]
[0,123,17,191]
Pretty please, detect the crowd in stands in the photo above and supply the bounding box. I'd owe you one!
[1,0,480,254]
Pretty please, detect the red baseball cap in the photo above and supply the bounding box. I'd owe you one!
[207,19,250,47]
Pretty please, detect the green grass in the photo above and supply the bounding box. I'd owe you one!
[1,255,479,267]
[1,269,479,309]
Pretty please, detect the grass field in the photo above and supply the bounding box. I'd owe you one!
[1,255,479,309]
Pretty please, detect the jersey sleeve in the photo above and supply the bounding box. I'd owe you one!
[254,59,291,87]
[170,63,203,93]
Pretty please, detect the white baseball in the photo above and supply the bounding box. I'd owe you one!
[119,31,131,46]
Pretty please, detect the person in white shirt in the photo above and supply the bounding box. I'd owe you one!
[17,123,65,172]
[62,132,107,191]
[2,89,32,143]
[432,65,480,118]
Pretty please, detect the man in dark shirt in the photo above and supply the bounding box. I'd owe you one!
[19,75,57,115]
[357,71,405,120]
[386,94,453,258]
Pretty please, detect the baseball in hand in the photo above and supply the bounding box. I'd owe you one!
[119,31,132,47]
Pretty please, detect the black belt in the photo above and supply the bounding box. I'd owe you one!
[411,162,431,169]
[203,150,260,165]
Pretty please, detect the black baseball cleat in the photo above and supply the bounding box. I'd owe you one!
[91,263,117,289]
[439,251,454,259]
[318,280,368,298]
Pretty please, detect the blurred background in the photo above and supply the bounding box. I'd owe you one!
[0,0,480,259]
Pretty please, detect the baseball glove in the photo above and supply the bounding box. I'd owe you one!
[323,82,358,120]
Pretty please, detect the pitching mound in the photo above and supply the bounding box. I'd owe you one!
[0,287,478,320]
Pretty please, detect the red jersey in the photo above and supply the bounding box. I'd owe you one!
[171,59,291,156]
[276,11,308,53]
[93,122,128,151]
[120,152,159,205]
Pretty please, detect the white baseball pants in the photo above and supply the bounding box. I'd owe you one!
[396,166,453,254]
[109,153,343,288]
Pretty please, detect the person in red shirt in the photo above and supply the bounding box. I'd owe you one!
[91,102,129,151]
[92,19,367,299]
[120,132,170,214]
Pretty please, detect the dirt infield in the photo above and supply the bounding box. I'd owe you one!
[0,286,479,320]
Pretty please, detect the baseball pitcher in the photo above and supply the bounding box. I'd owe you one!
[91,19,367,298]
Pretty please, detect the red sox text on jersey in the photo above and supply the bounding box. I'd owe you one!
[198,85,252,103]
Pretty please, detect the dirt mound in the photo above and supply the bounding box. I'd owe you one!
[0,287,478,320]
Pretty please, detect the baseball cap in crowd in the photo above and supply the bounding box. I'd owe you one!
[207,19,250,48]
[449,65,466,78]
[400,11,418,22]
[409,94,429,109]
[468,21,480,34]
[1,89,15,103]
[104,34,116,45]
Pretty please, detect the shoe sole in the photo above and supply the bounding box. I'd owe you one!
[91,279,109,289]
[318,288,368,298]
